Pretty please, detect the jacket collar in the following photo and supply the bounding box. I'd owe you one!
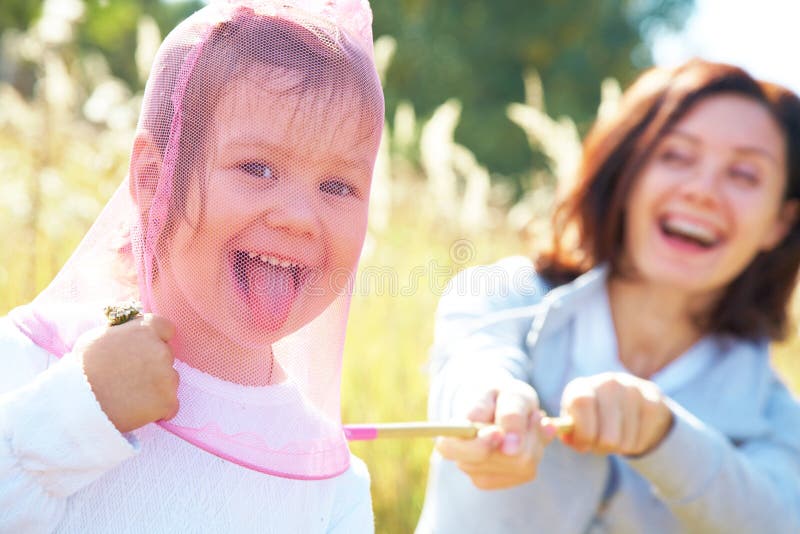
[530,264,610,341]
[527,264,775,439]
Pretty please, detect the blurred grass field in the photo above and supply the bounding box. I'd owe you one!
[3,54,800,534]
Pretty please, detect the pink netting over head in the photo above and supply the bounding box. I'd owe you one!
[10,0,384,479]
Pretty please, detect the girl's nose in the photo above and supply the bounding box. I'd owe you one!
[266,185,319,238]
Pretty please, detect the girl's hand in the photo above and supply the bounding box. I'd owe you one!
[75,314,178,433]
[560,372,673,456]
[436,378,555,490]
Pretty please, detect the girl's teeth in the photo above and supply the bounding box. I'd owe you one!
[248,252,298,268]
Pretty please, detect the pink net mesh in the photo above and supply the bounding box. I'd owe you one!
[10,0,384,479]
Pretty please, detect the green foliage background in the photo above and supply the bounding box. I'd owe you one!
[374,0,692,178]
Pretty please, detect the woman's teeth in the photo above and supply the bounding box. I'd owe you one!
[245,252,301,269]
[661,218,719,247]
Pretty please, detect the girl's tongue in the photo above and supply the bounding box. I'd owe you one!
[241,256,300,329]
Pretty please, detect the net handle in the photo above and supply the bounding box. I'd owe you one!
[344,416,574,440]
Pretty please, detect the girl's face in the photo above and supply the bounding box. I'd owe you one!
[623,94,797,295]
[153,64,377,346]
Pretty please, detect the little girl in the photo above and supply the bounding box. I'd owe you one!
[0,1,384,532]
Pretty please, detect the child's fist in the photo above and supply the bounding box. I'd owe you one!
[76,314,178,433]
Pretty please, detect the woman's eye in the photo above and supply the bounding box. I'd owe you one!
[320,179,357,198]
[729,166,760,185]
[660,149,693,165]
[238,161,275,179]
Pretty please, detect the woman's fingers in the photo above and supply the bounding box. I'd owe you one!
[595,381,623,453]
[561,378,598,451]
[635,382,674,455]
[494,381,538,455]
[560,373,674,456]
[619,383,641,454]
[453,424,547,490]
[465,387,499,423]
[436,424,503,463]
[439,378,554,490]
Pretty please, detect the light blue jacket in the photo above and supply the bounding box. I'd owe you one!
[416,257,800,534]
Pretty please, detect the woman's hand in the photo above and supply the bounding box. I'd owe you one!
[75,314,179,434]
[436,378,555,490]
[560,372,673,456]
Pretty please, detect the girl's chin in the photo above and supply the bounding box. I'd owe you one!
[217,318,285,347]
[222,308,315,346]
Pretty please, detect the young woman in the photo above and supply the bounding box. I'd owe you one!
[417,59,800,533]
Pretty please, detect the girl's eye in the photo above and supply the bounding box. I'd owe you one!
[320,179,357,198]
[239,162,275,179]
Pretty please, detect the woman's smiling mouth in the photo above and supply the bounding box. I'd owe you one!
[659,216,722,250]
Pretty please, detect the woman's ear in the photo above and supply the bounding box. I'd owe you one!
[762,199,800,251]
[129,131,162,218]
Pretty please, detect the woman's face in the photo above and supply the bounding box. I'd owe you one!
[152,64,378,347]
[623,94,796,295]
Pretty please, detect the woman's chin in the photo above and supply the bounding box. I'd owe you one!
[659,273,730,300]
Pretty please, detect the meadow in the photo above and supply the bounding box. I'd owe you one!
[2,35,799,534]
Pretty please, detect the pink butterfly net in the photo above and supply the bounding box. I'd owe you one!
[10,0,384,480]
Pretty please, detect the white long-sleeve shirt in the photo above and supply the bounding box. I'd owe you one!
[0,318,373,534]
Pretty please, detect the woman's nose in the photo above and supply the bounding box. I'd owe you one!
[678,159,722,207]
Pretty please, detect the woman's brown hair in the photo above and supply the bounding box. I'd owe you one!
[537,59,800,340]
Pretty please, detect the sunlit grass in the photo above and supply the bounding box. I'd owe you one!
[341,200,523,532]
